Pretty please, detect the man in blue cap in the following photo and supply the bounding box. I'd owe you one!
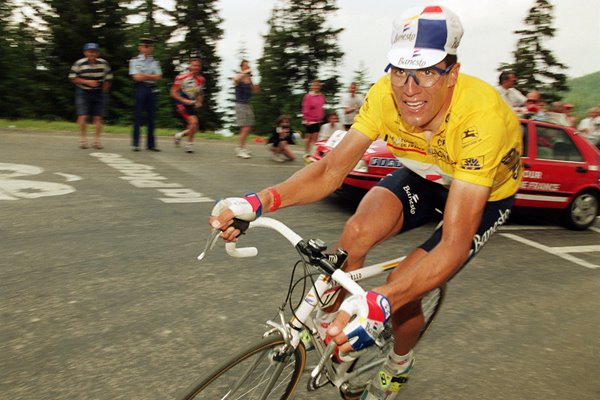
[68,42,113,149]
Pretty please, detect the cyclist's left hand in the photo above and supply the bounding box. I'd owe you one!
[327,290,391,353]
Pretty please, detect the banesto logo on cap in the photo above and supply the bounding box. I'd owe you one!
[392,31,416,44]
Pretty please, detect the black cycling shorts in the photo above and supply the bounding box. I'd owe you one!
[376,168,514,265]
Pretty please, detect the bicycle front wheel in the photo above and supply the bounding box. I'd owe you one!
[178,333,306,400]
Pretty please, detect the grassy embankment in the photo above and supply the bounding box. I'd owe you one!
[0,119,239,141]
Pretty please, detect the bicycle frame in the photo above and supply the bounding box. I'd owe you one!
[216,217,407,392]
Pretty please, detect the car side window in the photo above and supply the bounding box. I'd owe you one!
[521,123,528,157]
[535,126,582,162]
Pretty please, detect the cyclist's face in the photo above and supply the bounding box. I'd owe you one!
[391,62,459,131]
[189,60,202,74]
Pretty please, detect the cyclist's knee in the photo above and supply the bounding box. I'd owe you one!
[340,214,378,252]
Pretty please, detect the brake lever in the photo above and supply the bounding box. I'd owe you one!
[197,228,220,261]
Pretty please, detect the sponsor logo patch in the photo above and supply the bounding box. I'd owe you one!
[461,126,480,147]
[461,156,484,170]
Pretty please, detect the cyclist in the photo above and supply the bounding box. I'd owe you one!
[210,5,522,399]
[171,58,205,153]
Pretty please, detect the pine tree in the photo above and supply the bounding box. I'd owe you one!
[351,61,372,96]
[253,0,344,134]
[0,2,36,118]
[40,0,132,123]
[499,0,568,102]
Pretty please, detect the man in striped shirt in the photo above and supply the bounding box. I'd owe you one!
[69,43,113,149]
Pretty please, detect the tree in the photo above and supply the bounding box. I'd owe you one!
[352,61,372,95]
[40,0,132,123]
[167,0,224,131]
[0,2,38,118]
[499,0,568,102]
[253,0,344,134]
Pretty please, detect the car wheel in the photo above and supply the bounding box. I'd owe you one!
[563,189,599,230]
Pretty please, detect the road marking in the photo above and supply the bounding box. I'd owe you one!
[500,233,599,269]
[0,163,77,200]
[55,172,82,182]
[499,225,562,231]
[91,152,213,203]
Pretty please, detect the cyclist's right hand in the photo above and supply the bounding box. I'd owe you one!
[209,194,262,240]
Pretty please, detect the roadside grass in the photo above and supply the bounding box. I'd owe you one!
[0,118,247,142]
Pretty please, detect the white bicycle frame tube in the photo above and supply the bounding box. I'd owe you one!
[219,217,406,331]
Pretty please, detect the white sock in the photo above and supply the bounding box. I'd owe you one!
[386,350,414,373]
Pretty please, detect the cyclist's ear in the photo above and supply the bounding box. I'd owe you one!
[448,63,460,87]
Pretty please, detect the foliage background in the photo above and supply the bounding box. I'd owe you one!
[0,0,597,135]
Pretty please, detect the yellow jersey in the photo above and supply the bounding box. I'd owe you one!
[353,73,522,201]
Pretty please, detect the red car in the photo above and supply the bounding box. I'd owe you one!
[308,120,600,230]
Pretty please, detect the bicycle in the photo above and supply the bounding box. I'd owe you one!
[178,217,445,400]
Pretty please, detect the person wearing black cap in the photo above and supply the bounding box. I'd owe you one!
[129,38,162,151]
[210,5,523,398]
[68,42,113,149]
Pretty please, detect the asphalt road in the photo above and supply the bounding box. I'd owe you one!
[1,129,599,400]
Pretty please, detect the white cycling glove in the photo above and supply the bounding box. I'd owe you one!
[211,193,263,221]
[339,290,392,351]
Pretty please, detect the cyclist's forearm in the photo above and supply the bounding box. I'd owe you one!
[258,129,371,212]
[376,242,466,308]
[258,162,342,211]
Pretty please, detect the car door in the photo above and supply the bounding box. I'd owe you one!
[517,122,585,209]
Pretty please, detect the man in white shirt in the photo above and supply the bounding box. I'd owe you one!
[578,106,600,147]
[341,82,364,130]
[318,112,344,141]
[496,71,526,114]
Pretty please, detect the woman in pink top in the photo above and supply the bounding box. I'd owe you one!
[301,80,326,157]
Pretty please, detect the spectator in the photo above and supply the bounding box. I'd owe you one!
[129,37,162,152]
[523,90,547,121]
[563,104,577,128]
[171,58,205,154]
[577,106,600,147]
[267,115,296,162]
[68,42,113,149]
[301,79,326,157]
[341,82,364,130]
[233,60,259,159]
[496,71,526,113]
[545,101,570,126]
[318,112,344,141]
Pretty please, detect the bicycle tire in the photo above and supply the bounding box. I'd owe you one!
[339,285,446,399]
[177,333,306,400]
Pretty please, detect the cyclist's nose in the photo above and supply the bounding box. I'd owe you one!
[403,73,421,95]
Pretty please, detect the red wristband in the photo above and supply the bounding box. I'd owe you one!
[267,187,281,212]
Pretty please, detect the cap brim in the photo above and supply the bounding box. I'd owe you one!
[386,47,446,70]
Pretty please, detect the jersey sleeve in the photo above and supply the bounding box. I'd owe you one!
[171,74,183,90]
[451,113,514,188]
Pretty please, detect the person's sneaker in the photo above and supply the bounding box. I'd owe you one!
[174,132,183,146]
[271,154,285,162]
[360,358,414,400]
[298,329,314,351]
[185,143,194,153]
[236,147,251,159]
[132,146,140,152]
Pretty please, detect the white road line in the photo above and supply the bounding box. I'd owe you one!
[499,225,562,231]
[500,233,599,269]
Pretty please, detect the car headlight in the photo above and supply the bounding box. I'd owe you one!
[353,159,368,173]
